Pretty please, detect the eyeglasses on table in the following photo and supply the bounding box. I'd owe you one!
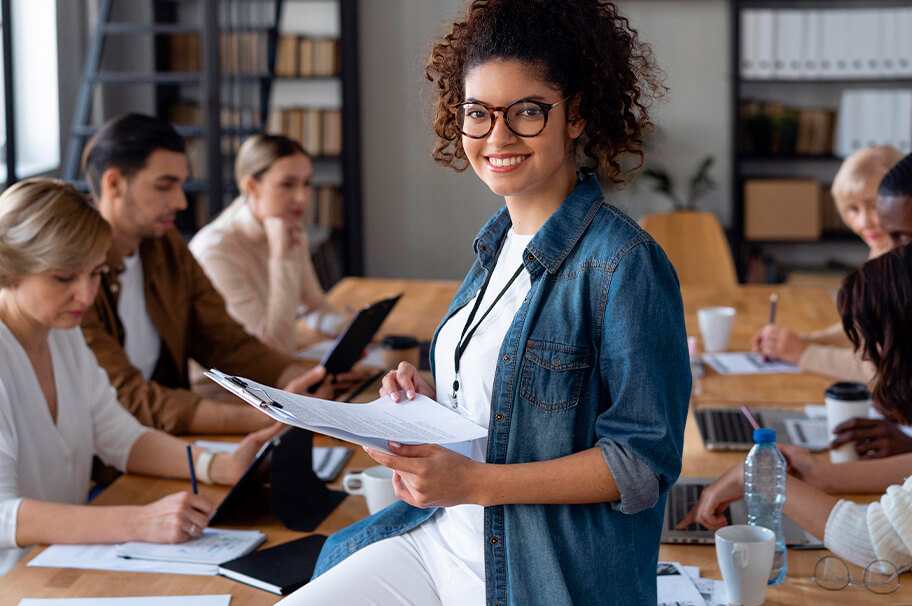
[812,555,901,594]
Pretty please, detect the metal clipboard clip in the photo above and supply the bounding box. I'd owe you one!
[227,375,284,409]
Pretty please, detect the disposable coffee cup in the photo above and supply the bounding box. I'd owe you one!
[380,335,420,369]
[342,465,398,514]
[715,525,775,606]
[697,306,736,353]
[825,382,872,463]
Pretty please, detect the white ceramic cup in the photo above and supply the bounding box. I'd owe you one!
[698,306,736,353]
[825,382,873,463]
[342,465,398,514]
[715,525,775,606]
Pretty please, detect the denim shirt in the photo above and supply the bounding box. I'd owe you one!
[313,174,690,605]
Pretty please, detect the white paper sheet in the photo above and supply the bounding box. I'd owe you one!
[657,561,708,606]
[115,528,265,565]
[205,370,487,456]
[19,597,231,606]
[702,352,801,375]
[784,417,829,450]
[683,563,729,606]
[27,544,216,575]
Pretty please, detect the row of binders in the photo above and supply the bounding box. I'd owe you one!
[835,90,912,157]
[168,32,270,75]
[741,9,912,80]
[275,36,340,78]
[267,107,343,157]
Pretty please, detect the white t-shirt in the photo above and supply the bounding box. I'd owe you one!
[409,227,533,594]
[0,322,148,575]
[118,253,161,380]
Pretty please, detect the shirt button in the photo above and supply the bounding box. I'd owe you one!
[111,283,120,293]
[502,355,510,362]
[495,413,504,421]
[480,244,488,252]
[489,536,499,545]
[526,253,534,261]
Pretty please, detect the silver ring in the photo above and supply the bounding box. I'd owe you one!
[189,523,197,534]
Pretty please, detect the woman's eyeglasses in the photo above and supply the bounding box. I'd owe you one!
[813,555,901,594]
[448,96,572,139]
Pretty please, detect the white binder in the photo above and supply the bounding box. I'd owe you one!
[896,91,912,154]
[900,9,912,77]
[820,10,851,80]
[802,10,822,79]
[878,9,901,78]
[836,90,861,157]
[740,10,757,79]
[753,10,775,79]
[848,10,880,79]
[773,10,803,79]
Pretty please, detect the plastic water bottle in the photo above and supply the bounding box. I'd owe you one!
[743,428,787,584]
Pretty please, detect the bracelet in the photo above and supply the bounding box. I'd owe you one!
[196,450,217,485]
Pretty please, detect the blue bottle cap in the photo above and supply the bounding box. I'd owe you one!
[753,428,776,443]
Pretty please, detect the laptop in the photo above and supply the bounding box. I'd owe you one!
[661,477,822,547]
[694,406,828,451]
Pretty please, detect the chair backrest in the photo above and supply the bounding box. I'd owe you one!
[639,210,738,287]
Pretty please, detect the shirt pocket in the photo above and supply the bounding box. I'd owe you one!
[520,340,591,412]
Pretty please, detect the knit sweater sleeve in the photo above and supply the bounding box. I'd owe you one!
[824,477,912,571]
[798,344,876,383]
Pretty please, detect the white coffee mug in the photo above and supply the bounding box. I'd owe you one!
[698,306,736,353]
[342,465,398,514]
[715,525,775,606]
[825,382,872,463]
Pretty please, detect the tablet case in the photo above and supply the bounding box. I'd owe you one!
[320,293,402,374]
[218,534,328,595]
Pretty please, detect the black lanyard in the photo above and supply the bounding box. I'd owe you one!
[449,238,525,408]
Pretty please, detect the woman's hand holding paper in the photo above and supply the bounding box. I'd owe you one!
[380,362,436,402]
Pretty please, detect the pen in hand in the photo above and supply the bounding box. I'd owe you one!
[186,444,198,494]
[764,293,778,362]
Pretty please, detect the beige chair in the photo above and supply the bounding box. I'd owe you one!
[639,210,738,287]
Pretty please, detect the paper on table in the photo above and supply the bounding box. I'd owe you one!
[784,417,829,450]
[295,341,385,368]
[116,528,265,565]
[682,564,729,606]
[656,561,707,606]
[702,352,801,375]
[205,370,487,456]
[28,544,216,575]
[18,597,231,606]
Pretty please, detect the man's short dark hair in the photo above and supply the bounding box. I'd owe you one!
[82,113,186,198]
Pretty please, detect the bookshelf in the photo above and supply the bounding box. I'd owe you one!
[269,0,363,286]
[730,0,912,283]
[63,0,284,232]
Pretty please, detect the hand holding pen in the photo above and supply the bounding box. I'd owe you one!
[750,293,809,365]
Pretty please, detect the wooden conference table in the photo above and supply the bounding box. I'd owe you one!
[1,279,906,604]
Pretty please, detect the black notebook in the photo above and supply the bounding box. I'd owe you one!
[217,534,328,595]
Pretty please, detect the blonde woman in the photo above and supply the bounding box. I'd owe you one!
[752,145,903,382]
[190,135,348,355]
[0,179,281,575]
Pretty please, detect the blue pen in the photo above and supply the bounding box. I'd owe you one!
[186,444,198,494]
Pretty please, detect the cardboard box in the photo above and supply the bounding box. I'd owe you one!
[744,179,822,241]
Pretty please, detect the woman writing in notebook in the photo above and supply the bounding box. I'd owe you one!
[682,242,912,571]
[0,179,288,575]
[279,1,690,604]
[189,134,349,355]
[751,145,902,382]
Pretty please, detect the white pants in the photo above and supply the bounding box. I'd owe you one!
[277,526,485,606]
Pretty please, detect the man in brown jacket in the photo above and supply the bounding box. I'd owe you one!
[80,114,337,434]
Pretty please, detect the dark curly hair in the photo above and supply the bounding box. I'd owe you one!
[425,0,665,183]
[838,242,912,423]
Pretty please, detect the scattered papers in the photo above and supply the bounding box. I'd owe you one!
[658,562,728,606]
[193,441,353,481]
[28,544,216,575]
[18,597,231,606]
[703,352,801,375]
[657,561,709,606]
[784,417,829,450]
[116,529,265,566]
[295,341,384,368]
[205,370,487,456]
[803,403,827,419]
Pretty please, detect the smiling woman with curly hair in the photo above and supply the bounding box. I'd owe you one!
[278,2,689,605]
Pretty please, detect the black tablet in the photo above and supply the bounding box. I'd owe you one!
[319,293,402,375]
[208,433,277,526]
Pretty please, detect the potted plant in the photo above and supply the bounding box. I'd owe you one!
[641,155,716,211]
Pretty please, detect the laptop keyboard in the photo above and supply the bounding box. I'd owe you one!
[667,483,732,531]
[709,409,754,444]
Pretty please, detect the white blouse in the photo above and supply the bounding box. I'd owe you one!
[0,321,148,575]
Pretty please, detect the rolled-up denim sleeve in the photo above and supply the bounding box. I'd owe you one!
[596,240,690,514]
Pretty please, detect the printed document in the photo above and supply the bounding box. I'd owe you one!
[115,528,265,565]
[18,597,231,606]
[206,369,487,456]
[28,544,216,575]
